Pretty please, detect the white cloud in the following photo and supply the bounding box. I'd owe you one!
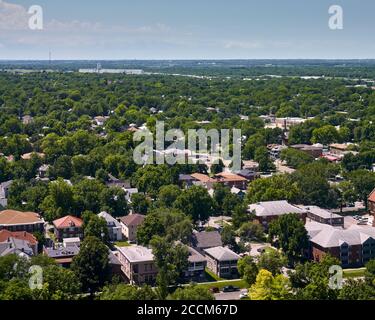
[0,0,29,31]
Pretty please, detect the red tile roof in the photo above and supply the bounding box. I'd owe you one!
[369,189,375,203]
[120,214,145,227]
[53,215,83,229]
[0,229,38,245]
[0,210,44,225]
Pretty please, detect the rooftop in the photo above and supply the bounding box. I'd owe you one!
[187,246,207,263]
[53,215,83,229]
[117,245,154,263]
[0,229,38,245]
[249,200,306,217]
[369,189,375,203]
[192,231,223,249]
[0,210,44,226]
[306,221,375,248]
[204,246,240,261]
[302,206,342,220]
[120,214,145,227]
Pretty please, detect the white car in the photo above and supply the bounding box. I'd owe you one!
[239,290,248,299]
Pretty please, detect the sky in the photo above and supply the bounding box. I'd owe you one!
[0,0,375,60]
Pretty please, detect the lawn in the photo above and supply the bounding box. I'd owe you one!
[343,268,366,279]
[204,268,224,282]
[197,279,248,290]
[114,240,131,247]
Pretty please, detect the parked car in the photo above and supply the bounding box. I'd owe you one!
[223,286,240,293]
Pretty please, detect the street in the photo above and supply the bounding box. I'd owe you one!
[214,291,242,300]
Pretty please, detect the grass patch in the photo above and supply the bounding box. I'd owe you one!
[114,241,131,247]
[343,268,366,279]
[204,268,223,281]
[197,280,248,291]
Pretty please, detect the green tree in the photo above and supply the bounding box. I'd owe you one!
[268,214,309,265]
[238,256,259,285]
[71,236,110,294]
[167,285,214,300]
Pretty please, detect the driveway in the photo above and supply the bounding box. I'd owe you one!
[214,291,242,301]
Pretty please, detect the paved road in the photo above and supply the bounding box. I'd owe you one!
[214,291,241,300]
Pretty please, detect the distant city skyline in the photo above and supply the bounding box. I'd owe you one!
[1,0,375,60]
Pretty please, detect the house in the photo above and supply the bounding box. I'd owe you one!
[214,172,248,190]
[21,152,45,161]
[302,206,344,227]
[185,246,207,279]
[63,237,81,248]
[329,143,357,157]
[0,237,35,258]
[248,200,307,226]
[117,245,157,285]
[190,173,216,189]
[242,160,259,172]
[37,165,50,179]
[0,180,13,207]
[0,210,45,233]
[306,222,375,267]
[105,175,131,189]
[268,144,288,160]
[0,229,38,255]
[192,231,223,252]
[125,188,139,203]
[53,215,83,241]
[234,169,260,182]
[22,115,34,125]
[291,144,323,158]
[44,243,80,267]
[120,214,145,242]
[368,189,375,219]
[98,211,122,241]
[203,246,240,278]
[178,174,198,188]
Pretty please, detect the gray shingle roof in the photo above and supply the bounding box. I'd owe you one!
[192,231,223,249]
[249,200,306,217]
[204,246,240,261]
[306,222,375,248]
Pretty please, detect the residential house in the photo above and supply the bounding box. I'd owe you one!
[0,210,45,233]
[117,245,157,285]
[178,174,198,188]
[248,200,307,226]
[329,143,357,157]
[0,229,38,255]
[368,189,375,220]
[120,214,145,242]
[0,180,13,208]
[98,211,122,241]
[53,215,83,241]
[306,222,375,267]
[291,144,323,158]
[214,172,248,190]
[192,231,223,253]
[185,246,207,279]
[302,205,344,227]
[268,144,288,160]
[203,246,240,278]
[234,169,260,182]
[44,243,80,267]
[37,165,50,179]
[21,152,45,161]
[242,160,259,172]
[0,237,35,258]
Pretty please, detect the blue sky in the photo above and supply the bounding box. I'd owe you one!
[0,0,375,59]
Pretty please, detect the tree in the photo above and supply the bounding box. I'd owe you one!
[280,148,314,169]
[268,214,309,265]
[247,174,301,204]
[100,187,129,217]
[338,278,375,300]
[167,285,214,300]
[157,185,181,208]
[254,146,275,173]
[289,255,341,300]
[347,170,375,209]
[221,225,237,250]
[131,193,150,215]
[150,236,189,299]
[39,179,74,222]
[73,179,105,214]
[84,214,110,243]
[239,221,264,242]
[257,250,288,276]
[211,159,225,175]
[249,269,291,300]
[174,186,214,222]
[238,256,259,285]
[311,125,339,145]
[71,236,110,294]
[232,204,251,229]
